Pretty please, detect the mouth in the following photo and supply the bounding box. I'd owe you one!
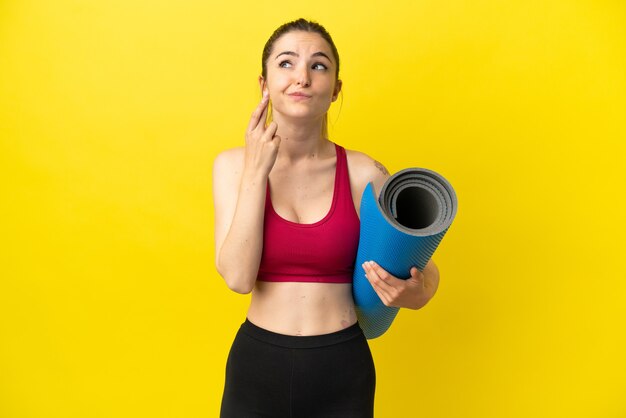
[288,93,312,100]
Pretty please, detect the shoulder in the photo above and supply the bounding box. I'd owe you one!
[212,146,246,199]
[344,147,391,198]
[212,146,247,184]
[213,146,245,173]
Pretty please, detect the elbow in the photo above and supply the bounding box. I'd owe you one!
[226,279,254,295]
[216,263,255,294]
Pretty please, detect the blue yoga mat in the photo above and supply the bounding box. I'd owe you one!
[352,167,458,339]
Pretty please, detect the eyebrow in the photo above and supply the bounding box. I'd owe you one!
[275,51,332,63]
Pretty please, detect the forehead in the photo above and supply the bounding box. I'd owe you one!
[272,31,332,59]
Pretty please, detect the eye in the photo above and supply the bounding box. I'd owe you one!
[278,60,328,71]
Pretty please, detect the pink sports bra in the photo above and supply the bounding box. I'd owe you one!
[257,142,360,284]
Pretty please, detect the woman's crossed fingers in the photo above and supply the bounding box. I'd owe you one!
[247,91,270,134]
[243,91,281,177]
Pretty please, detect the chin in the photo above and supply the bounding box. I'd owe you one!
[273,106,329,121]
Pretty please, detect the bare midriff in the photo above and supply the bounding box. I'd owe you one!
[246,281,358,336]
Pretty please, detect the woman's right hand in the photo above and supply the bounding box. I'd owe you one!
[244,91,281,177]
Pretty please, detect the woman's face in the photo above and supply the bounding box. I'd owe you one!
[260,31,342,123]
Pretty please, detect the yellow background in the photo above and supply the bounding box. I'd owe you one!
[1,0,625,417]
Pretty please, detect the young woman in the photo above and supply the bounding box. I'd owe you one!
[213,18,440,418]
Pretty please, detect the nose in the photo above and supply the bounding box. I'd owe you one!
[295,64,311,87]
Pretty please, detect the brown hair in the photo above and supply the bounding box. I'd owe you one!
[260,18,342,139]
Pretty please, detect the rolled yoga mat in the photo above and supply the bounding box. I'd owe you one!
[352,167,458,339]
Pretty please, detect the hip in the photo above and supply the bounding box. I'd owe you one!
[221,318,376,417]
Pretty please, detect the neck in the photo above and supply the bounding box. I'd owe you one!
[271,113,331,164]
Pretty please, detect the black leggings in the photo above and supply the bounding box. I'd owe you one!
[220,318,376,418]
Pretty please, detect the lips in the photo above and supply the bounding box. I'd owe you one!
[288,92,312,98]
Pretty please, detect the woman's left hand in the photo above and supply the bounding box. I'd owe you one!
[361,259,439,310]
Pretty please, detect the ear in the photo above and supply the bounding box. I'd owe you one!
[332,79,342,102]
[258,75,267,95]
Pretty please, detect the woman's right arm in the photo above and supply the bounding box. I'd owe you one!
[212,91,281,294]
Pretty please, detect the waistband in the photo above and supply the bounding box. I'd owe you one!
[240,318,364,349]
